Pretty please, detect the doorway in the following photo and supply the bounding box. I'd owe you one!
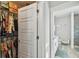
[51,5,79,58]
[0,1,36,58]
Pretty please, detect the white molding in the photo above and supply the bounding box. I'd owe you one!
[51,13,55,58]
[71,12,74,49]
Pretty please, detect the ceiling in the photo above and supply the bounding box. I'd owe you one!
[12,1,67,8]
[11,1,36,8]
[11,1,69,8]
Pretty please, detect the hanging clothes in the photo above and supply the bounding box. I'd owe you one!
[7,14,15,33]
[1,40,9,57]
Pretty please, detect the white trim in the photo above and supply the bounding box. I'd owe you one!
[51,12,55,58]
[71,12,74,49]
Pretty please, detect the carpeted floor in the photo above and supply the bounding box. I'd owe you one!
[55,45,69,58]
[55,45,79,58]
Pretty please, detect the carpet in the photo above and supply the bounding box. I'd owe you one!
[55,46,69,58]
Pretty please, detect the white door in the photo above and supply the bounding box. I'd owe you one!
[18,3,37,58]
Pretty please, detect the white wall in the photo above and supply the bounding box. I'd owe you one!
[55,15,71,43]
[51,1,79,11]
[49,1,68,8]
[44,2,50,58]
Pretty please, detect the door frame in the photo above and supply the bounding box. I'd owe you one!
[38,1,50,58]
[51,6,79,56]
[50,5,79,57]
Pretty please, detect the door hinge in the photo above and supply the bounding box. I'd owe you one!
[37,35,39,40]
[37,9,39,13]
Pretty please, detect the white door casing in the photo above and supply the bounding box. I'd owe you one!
[38,2,50,58]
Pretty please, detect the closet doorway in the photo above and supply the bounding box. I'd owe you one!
[0,1,36,58]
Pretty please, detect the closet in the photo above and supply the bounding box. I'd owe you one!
[0,1,18,58]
